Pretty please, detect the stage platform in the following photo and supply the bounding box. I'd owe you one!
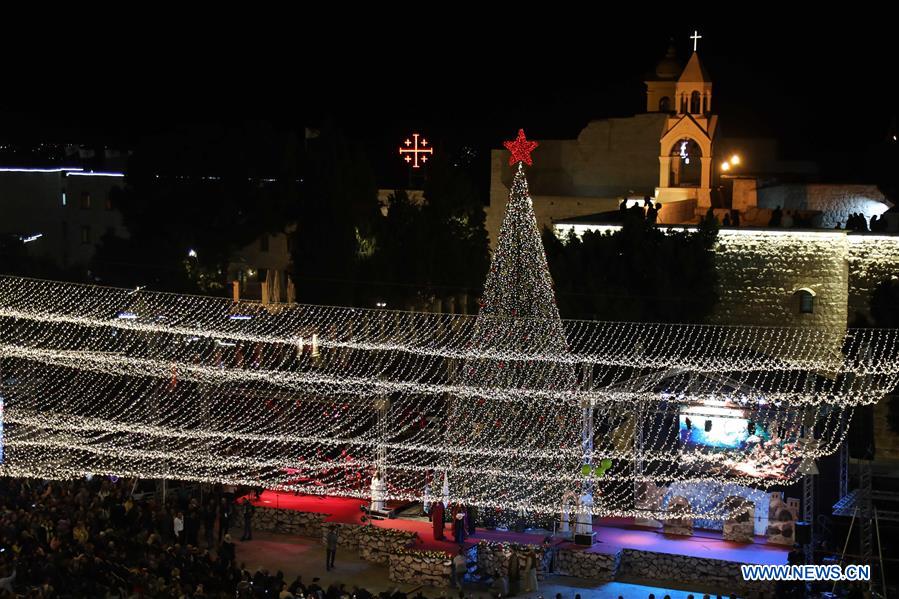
[246,490,788,564]
[246,491,552,554]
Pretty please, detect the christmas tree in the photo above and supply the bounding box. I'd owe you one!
[445,130,582,516]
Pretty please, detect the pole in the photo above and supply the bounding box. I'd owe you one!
[874,508,886,599]
[832,506,857,594]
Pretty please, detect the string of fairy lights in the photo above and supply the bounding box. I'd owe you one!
[0,146,896,521]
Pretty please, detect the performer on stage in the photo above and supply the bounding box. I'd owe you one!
[431,500,445,540]
[453,505,467,544]
[422,481,433,517]
[370,470,386,513]
[466,504,476,535]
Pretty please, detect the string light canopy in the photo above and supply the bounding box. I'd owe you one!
[0,133,897,520]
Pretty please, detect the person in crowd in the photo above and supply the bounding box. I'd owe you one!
[204,498,217,549]
[174,510,185,544]
[221,533,236,566]
[507,550,520,596]
[769,205,783,227]
[240,497,255,541]
[220,495,233,542]
[325,525,339,571]
[522,549,538,593]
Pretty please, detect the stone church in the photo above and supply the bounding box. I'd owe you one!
[486,43,892,245]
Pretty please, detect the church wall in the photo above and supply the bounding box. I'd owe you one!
[487,115,667,248]
[709,229,849,339]
[487,153,619,248]
[847,235,899,461]
[756,184,890,229]
[550,225,899,336]
[550,224,854,336]
[847,234,899,322]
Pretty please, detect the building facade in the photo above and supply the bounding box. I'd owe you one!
[0,167,128,269]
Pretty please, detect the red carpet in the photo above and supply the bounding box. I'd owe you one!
[247,491,788,563]
[247,492,368,524]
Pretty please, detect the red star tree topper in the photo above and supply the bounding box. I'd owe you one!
[503,128,538,166]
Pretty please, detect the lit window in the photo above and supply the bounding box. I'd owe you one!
[80,225,91,245]
[80,192,91,210]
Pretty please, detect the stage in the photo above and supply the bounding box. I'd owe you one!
[246,491,553,554]
[246,490,789,565]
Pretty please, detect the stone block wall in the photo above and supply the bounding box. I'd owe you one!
[711,229,849,338]
[356,526,418,565]
[617,548,774,597]
[475,541,554,581]
[848,234,899,320]
[389,551,452,587]
[757,183,888,230]
[254,505,327,537]
[555,548,618,580]
[320,522,363,551]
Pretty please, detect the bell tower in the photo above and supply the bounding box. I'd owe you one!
[656,32,718,211]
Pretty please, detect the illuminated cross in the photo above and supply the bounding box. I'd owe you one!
[398,133,433,168]
[690,29,702,52]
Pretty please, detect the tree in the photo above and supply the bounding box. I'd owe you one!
[445,154,580,519]
[363,155,489,311]
[93,122,298,294]
[543,211,719,322]
[290,123,381,306]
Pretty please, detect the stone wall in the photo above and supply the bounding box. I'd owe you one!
[757,183,889,230]
[475,541,554,581]
[617,548,774,597]
[848,234,899,320]
[389,551,452,587]
[356,526,418,565]
[555,548,617,581]
[711,229,850,337]
[254,505,328,537]
[487,116,667,247]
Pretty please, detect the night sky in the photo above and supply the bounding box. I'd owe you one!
[1,18,895,189]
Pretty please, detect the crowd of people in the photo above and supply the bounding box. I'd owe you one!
[844,211,890,232]
[0,477,418,599]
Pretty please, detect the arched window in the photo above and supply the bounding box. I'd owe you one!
[795,289,816,314]
[690,91,702,114]
[659,96,671,112]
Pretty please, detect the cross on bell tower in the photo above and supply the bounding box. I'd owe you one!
[690,30,702,52]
